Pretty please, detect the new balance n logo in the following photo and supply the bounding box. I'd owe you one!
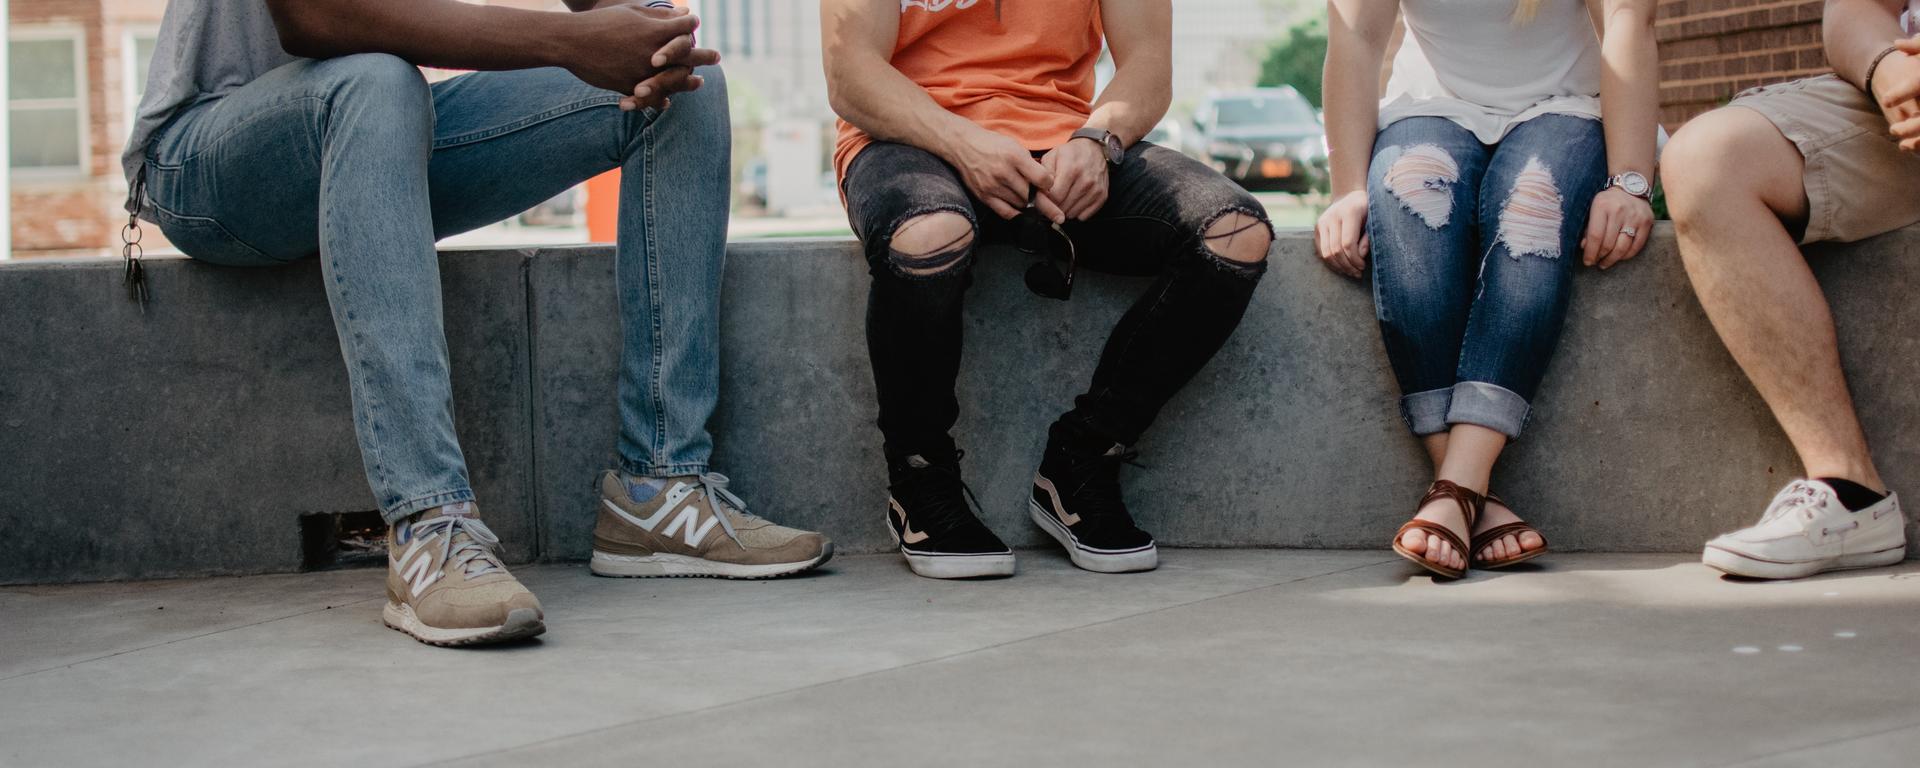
[604,482,721,549]
[394,539,442,598]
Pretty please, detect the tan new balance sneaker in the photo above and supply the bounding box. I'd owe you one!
[384,503,544,647]
[591,471,833,579]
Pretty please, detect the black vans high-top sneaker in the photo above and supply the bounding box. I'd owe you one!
[887,449,1016,579]
[1029,425,1158,573]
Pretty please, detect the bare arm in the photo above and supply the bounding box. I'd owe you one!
[821,0,1050,219]
[1313,0,1396,278]
[264,0,707,98]
[1086,0,1172,147]
[1826,0,1908,91]
[1587,0,1657,183]
[821,0,983,160]
[1577,0,1657,269]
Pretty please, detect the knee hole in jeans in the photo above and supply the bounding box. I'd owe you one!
[1496,157,1566,259]
[887,211,975,277]
[1202,210,1273,264]
[1384,144,1461,229]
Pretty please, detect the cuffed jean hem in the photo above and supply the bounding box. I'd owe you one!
[1445,381,1531,439]
[618,459,712,479]
[1400,387,1455,436]
[382,488,478,525]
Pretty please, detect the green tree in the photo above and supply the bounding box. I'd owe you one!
[1258,17,1329,109]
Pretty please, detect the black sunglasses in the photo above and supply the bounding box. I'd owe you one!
[1018,202,1077,301]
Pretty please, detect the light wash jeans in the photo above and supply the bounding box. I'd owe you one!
[1365,114,1607,439]
[139,54,731,523]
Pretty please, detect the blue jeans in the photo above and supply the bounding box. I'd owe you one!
[140,54,731,522]
[1365,114,1606,438]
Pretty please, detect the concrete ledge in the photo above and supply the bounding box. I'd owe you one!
[0,252,537,583]
[5,228,1918,583]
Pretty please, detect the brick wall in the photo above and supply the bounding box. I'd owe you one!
[1656,0,1829,130]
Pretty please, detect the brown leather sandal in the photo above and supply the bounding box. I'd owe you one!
[1391,480,1482,580]
[1471,492,1550,569]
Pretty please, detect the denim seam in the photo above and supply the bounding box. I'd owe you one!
[384,488,478,524]
[312,118,397,504]
[431,94,628,150]
[641,110,670,471]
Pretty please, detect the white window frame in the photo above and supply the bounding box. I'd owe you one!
[8,24,92,180]
[122,26,161,140]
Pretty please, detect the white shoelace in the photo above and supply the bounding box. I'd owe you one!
[1761,481,1832,525]
[408,514,504,578]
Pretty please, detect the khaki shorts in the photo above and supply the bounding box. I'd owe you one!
[1729,74,1920,244]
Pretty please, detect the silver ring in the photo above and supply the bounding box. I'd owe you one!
[1619,226,1638,238]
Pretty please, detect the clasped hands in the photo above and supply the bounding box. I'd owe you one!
[569,0,721,112]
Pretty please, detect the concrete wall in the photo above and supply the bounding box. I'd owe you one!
[4,229,1917,584]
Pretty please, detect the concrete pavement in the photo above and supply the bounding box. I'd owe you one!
[3,549,1917,767]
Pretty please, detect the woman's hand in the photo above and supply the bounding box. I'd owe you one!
[1314,190,1370,279]
[1580,187,1653,270]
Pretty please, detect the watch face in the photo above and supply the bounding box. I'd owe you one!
[1104,134,1124,165]
[1619,172,1651,196]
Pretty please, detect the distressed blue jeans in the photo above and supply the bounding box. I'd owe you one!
[1366,114,1606,438]
[140,54,731,522]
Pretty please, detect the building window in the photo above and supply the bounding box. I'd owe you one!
[9,28,90,175]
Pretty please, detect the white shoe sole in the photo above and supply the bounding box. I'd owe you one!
[1702,544,1907,580]
[886,522,1016,579]
[1029,500,1158,574]
[589,544,833,580]
[382,602,545,647]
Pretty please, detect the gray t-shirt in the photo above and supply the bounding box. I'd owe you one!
[122,0,294,182]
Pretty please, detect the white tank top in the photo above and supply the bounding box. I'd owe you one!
[1379,0,1603,143]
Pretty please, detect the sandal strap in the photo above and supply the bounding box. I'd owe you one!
[1471,521,1546,551]
[1418,480,1483,531]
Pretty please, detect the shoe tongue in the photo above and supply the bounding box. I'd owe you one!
[424,501,478,520]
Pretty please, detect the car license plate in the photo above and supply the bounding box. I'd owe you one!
[1261,158,1293,178]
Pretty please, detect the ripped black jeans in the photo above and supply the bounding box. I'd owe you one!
[843,140,1271,461]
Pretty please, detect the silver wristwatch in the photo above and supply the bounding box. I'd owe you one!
[1604,171,1652,201]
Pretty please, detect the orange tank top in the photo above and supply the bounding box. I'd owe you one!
[833,0,1104,184]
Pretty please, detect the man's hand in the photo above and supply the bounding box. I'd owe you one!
[1039,138,1110,222]
[1313,190,1369,279]
[1580,187,1654,270]
[1879,38,1920,150]
[563,4,716,103]
[944,127,1055,220]
[618,25,713,111]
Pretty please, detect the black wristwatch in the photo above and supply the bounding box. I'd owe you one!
[1071,127,1125,166]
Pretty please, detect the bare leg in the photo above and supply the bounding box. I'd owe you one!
[1415,429,1545,562]
[1399,423,1508,570]
[1664,108,1885,491]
